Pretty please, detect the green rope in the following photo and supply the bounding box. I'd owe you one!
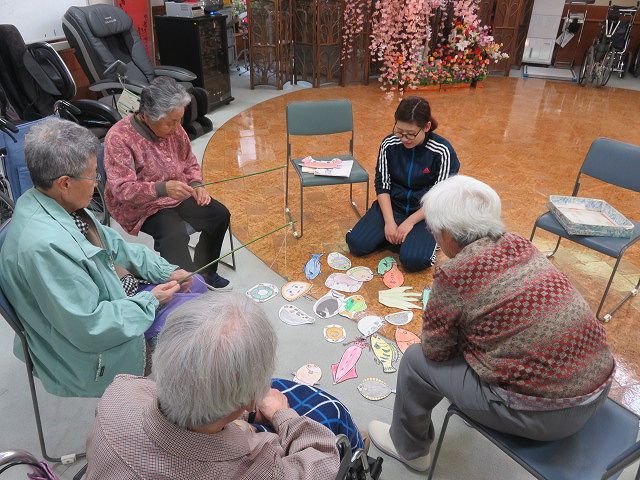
[178,221,295,285]
[194,164,286,188]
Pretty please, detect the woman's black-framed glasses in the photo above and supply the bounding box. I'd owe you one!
[393,122,422,140]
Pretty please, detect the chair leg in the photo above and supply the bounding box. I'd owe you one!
[219,223,236,270]
[427,410,455,480]
[295,183,303,238]
[597,257,640,323]
[530,224,562,258]
[349,180,369,218]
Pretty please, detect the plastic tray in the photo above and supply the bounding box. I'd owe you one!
[548,195,634,238]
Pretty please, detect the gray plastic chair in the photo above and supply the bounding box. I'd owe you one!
[0,220,85,464]
[428,398,640,480]
[285,100,369,238]
[530,137,640,322]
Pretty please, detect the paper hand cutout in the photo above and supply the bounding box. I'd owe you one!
[378,286,422,310]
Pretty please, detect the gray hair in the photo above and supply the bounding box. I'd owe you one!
[25,117,100,189]
[152,292,277,429]
[422,175,505,246]
[138,76,191,122]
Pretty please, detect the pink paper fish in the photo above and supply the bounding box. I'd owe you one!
[395,327,420,354]
[331,341,366,384]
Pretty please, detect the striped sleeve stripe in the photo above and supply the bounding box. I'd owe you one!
[426,139,451,184]
[378,136,403,191]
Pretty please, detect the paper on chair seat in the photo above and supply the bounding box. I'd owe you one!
[314,160,353,178]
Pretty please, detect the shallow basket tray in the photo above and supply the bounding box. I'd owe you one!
[548,195,634,238]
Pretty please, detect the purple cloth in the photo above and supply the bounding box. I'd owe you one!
[141,274,209,339]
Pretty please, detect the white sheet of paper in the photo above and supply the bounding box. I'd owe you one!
[314,160,353,178]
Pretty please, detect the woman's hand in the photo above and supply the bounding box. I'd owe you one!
[384,221,400,244]
[257,389,289,423]
[396,219,415,243]
[166,180,194,201]
[169,269,193,291]
[192,186,212,206]
[150,281,180,305]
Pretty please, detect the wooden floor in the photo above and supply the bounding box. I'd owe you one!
[202,77,640,412]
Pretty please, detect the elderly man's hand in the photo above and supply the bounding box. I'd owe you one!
[192,186,212,206]
[166,180,194,201]
[169,269,193,291]
[257,389,289,423]
[150,281,180,305]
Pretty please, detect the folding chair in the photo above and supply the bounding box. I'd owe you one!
[428,398,640,480]
[284,99,369,238]
[529,137,640,322]
[0,220,85,464]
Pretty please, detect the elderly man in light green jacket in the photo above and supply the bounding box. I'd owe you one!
[0,118,200,397]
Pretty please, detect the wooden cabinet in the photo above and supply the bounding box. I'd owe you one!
[154,15,233,112]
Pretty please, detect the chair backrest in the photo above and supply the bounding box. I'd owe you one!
[63,4,155,86]
[0,220,24,338]
[580,138,640,193]
[286,100,354,136]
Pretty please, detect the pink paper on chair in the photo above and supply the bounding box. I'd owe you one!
[301,156,342,169]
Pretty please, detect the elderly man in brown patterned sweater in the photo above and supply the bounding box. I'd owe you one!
[369,175,615,472]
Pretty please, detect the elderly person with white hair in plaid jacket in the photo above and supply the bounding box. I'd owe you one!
[86,292,364,480]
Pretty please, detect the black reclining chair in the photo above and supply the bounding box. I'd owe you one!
[62,4,213,140]
[0,24,119,139]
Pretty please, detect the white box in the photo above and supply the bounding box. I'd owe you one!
[165,2,205,18]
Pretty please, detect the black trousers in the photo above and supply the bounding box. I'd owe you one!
[141,197,230,275]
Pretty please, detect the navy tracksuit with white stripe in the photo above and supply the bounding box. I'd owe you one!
[346,131,460,272]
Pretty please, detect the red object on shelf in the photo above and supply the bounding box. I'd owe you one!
[115,0,153,59]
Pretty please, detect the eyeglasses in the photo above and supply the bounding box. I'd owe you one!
[48,172,103,183]
[393,123,423,140]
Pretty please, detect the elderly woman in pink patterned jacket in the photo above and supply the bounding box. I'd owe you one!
[104,76,231,289]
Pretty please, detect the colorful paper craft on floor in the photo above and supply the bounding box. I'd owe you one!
[357,377,396,401]
[378,287,422,310]
[324,324,347,343]
[327,252,352,271]
[395,327,420,353]
[422,287,431,309]
[382,263,404,288]
[313,290,345,318]
[293,364,322,386]
[370,334,400,373]
[384,310,413,326]
[279,305,315,326]
[304,253,323,280]
[339,295,367,319]
[357,315,384,336]
[281,281,313,301]
[346,266,374,282]
[377,256,396,275]
[246,283,279,303]
[331,339,367,384]
[325,273,362,293]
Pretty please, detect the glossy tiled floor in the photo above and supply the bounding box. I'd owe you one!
[202,77,640,412]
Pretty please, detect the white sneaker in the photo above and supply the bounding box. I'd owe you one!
[368,420,431,472]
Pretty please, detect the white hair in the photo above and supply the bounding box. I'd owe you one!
[138,76,191,122]
[421,175,505,246]
[152,292,277,429]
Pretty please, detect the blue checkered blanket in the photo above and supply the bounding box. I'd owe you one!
[253,378,364,450]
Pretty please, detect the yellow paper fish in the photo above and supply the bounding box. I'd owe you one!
[370,334,400,373]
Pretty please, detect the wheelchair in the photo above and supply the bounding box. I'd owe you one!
[579,1,639,87]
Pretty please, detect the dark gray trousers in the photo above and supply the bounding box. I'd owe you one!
[390,344,609,460]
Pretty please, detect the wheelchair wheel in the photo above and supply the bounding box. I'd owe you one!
[88,183,110,226]
[599,51,615,86]
[618,52,628,79]
[579,46,595,85]
[631,45,640,77]
[0,190,14,224]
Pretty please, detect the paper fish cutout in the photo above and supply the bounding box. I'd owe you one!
[422,288,432,309]
[304,254,323,280]
[301,156,342,169]
[324,324,347,343]
[378,287,422,310]
[358,315,384,336]
[370,334,400,373]
[339,295,367,319]
[383,263,404,288]
[384,310,413,326]
[327,252,352,271]
[281,281,312,301]
[246,283,279,303]
[279,305,315,326]
[357,377,396,401]
[331,341,366,384]
[293,364,322,386]
[377,256,396,275]
[325,273,363,293]
[346,266,374,282]
[313,290,345,318]
[395,327,420,354]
